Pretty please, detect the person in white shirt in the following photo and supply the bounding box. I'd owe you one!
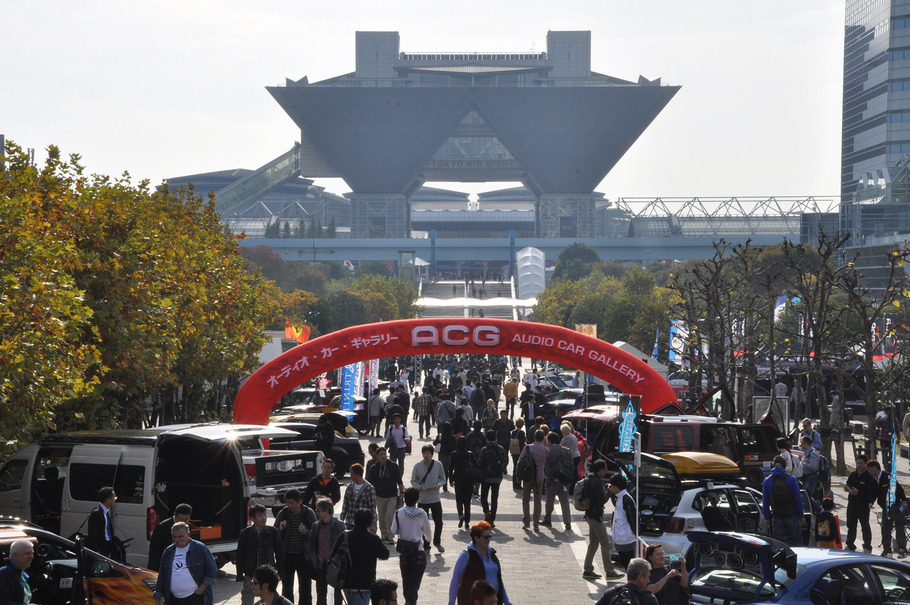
[410,446,447,553]
[608,474,637,570]
[154,522,218,605]
[391,488,432,605]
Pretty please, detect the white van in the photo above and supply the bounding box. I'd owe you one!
[0,423,322,568]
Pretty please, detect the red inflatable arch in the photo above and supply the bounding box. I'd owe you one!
[233,318,677,426]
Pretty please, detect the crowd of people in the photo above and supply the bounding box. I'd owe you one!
[2,354,696,605]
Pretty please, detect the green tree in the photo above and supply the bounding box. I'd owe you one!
[0,141,278,437]
[0,143,103,452]
[553,242,600,281]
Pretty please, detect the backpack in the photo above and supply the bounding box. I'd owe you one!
[573,476,591,511]
[816,512,832,538]
[326,531,351,589]
[601,585,641,605]
[509,430,522,456]
[555,448,576,484]
[771,476,793,516]
[515,446,537,482]
[481,445,503,478]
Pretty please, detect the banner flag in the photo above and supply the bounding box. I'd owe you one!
[340,363,357,411]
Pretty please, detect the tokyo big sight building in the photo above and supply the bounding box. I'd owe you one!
[165,30,836,272]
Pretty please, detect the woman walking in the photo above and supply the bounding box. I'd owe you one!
[448,521,511,605]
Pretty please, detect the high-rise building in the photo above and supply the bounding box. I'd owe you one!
[841,0,910,242]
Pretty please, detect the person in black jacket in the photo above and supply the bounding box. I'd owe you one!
[308,499,346,605]
[148,503,192,571]
[86,486,117,558]
[332,509,389,605]
[868,459,908,557]
[844,454,874,553]
[0,540,34,605]
[237,505,283,605]
[274,489,317,605]
[303,460,341,509]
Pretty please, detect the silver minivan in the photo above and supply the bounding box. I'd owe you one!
[0,423,321,568]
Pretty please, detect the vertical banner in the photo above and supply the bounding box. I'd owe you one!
[340,363,357,411]
[354,361,365,403]
[669,320,686,363]
[618,397,640,453]
[652,327,660,360]
[369,359,379,392]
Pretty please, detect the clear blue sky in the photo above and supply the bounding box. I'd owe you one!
[2,1,844,199]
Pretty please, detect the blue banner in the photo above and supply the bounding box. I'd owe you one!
[340,363,358,411]
[619,400,638,453]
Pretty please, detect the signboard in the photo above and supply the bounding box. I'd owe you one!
[619,399,639,453]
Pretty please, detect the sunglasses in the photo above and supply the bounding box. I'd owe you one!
[478,534,493,540]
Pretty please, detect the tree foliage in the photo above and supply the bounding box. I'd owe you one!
[0,142,278,449]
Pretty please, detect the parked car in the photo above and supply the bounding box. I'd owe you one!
[592,413,783,486]
[614,452,815,556]
[686,530,910,604]
[0,517,157,605]
[269,421,365,479]
[0,423,321,568]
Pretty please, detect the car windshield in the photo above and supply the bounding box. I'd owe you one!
[691,565,803,600]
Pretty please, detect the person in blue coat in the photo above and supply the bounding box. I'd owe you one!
[155,522,218,605]
[761,456,805,547]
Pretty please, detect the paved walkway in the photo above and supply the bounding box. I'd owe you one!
[211,415,909,604]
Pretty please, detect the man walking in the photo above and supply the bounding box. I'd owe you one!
[308,499,345,605]
[844,454,873,553]
[410,445,447,553]
[368,388,385,438]
[502,378,519,419]
[237,505,282,605]
[761,455,804,547]
[155,522,218,605]
[413,388,435,440]
[542,431,574,533]
[517,429,549,531]
[581,460,622,581]
[367,447,404,544]
[275,489,317,605]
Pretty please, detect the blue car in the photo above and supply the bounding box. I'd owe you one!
[687,530,910,604]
